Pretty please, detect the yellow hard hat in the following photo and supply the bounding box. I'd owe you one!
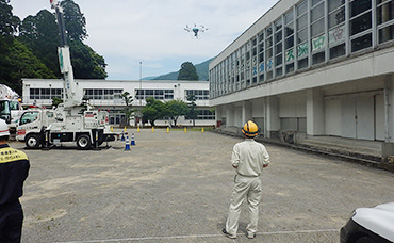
[242,120,259,137]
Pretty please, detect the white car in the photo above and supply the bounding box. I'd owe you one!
[341,202,394,243]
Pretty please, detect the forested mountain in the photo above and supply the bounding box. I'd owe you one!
[150,59,212,81]
[0,0,107,95]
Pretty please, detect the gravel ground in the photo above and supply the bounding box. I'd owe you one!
[12,129,394,243]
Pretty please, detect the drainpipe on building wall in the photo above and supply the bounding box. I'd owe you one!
[384,78,390,143]
[381,77,394,166]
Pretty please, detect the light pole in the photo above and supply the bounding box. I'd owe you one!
[139,61,142,107]
[138,62,142,127]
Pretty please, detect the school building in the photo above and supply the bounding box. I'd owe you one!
[209,0,394,157]
[21,79,214,127]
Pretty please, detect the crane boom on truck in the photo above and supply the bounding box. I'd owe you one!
[51,0,79,109]
[16,0,117,149]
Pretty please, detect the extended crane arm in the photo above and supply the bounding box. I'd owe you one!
[50,0,80,108]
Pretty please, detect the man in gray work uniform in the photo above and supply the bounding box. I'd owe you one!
[223,120,269,240]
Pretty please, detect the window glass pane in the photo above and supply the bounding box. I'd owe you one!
[155,90,164,95]
[275,31,282,42]
[330,44,346,59]
[266,47,273,58]
[311,18,325,36]
[259,52,264,62]
[312,52,325,64]
[312,0,323,6]
[285,36,294,49]
[266,70,274,80]
[275,19,282,29]
[284,11,294,25]
[146,90,153,95]
[252,38,257,46]
[351,33,372,52]
[350,12,372,35]
[297,0,308,16]
[276,43,282,53]
[350,0,372,17]
[297,28,308,44]
[379,24,394,43]
[329,0,345,12]
[266,36,273,47]
[329,6,345,28]
[266,27,273,36]
[311,3,325,22]
[276,67,283,77]
[275,54,283,65]
[285,25,294,37]
[297,14,308,29]
[298,58,309,69]
[377,2,394,25]
[285,63,295,74]
[20,112,39,125]
[259,32,264,42]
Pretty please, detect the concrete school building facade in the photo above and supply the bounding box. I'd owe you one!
[209,0,394,155]
[21,79,214,127]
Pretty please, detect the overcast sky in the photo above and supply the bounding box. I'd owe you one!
[11,0,277,80]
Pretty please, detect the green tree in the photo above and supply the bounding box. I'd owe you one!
[19,10,60,77]
[0,39,56,94]
[52,97,63,108]
[18,2,107,79]
[165,99,188,127]
[142,98,165,127]
[61,0,107,78]
[0,0,19,37]
[69,40,107,79]
[61,0,87,41]
[186,94,198,127]
[120,92,134,126]
[178,62,199,81]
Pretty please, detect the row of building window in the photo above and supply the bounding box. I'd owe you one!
[135,89,175,100]
[185,109,215,120]
[210,0,394,98]
[30,88,210,102]
[185,90,210,100]
[30,88,62,100]
[134,89,210,100]
[83,88,124,100]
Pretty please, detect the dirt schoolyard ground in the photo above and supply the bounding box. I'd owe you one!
[14,129,394,242]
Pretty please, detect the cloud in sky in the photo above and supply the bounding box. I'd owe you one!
[11,0,278,80]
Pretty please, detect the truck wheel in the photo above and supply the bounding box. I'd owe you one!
[26,134,40,148]
[77,134,92,149]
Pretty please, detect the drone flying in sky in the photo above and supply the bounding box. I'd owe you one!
[184,24,209,39]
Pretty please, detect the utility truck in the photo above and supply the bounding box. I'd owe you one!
[16,0,117,149]
[0,84,23,135]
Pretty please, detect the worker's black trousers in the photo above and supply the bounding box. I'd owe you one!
[0,200,23,243]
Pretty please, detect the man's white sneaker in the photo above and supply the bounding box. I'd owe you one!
[222,229,236,239]
[246,231,257,239]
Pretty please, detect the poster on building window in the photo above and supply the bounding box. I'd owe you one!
[266,58,274,70]
[297,43,309,58]
[285,48,295,63]
[312,35,326,52]
[259,62,265,73]
[329,25,345,45]
[252,66,258,76]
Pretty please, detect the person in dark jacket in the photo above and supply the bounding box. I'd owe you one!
[0,119,30,243]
